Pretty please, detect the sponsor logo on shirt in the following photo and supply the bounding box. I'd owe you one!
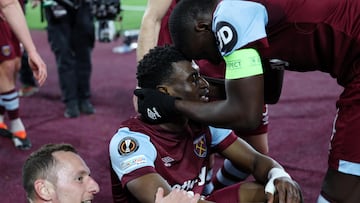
[172,166,207,191]
[215,21,238,54]
[118,137,139,155]
[120,155,147,171]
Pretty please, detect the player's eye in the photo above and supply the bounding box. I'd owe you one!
[76,176,84,182]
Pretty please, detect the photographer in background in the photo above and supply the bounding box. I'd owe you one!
[33,0,96,118]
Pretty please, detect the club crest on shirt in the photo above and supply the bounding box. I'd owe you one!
[1,45,11,57]
[118,137,139,156]
[193,134,207,158]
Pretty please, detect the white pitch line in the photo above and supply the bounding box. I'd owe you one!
[121,5,146,11]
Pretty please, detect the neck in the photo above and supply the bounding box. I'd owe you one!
[159,117,188,132]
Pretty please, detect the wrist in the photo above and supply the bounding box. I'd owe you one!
[265,167,291,195]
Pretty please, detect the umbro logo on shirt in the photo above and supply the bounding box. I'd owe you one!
[161,156,175,167]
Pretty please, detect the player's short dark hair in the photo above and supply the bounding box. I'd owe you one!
[137,46,189,88]
[22,143,77,200]
[169,0,215,50]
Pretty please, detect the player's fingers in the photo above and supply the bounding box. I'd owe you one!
[276,181,301,203]
[285,185,301,203]
[28,52,47,85]
[155,187,165,203]
[191,193,201,203]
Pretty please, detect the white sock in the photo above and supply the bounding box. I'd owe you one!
[10,118,25,132]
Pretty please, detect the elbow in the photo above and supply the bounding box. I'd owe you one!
[233,111,263,132]
[245,114,263,131]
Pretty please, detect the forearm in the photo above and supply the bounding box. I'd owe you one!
[136,18,161,61]
[252,154,283,183]
[175,100,260,130]
[136,0,172,62]
[176,77,264,131]
[1,0,37,54]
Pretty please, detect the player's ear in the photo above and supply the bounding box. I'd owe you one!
[34,179,54,201]
[156,86,170,95]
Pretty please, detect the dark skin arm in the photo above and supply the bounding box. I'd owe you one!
[204,65,284,104]
[127,173,171,203]
[127,173,214,203]
[220,137,278,183]
[221,138,302,203]
[176,74,264,131]
[127,138,301,203]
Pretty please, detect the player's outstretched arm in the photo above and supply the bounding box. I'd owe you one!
[135,74,265,131]
[127,173,173,203]
[221,138,303,203]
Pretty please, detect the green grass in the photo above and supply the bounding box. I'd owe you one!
[25,0,146,30]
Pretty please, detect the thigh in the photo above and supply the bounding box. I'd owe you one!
[206,182,266,203]
[46,21,72,54]
[321,168,360,202]
[323,77,360,202]
[0,21,21,63]
[330,81,360,175]
[206,183,240,203]
[72,5,95,50]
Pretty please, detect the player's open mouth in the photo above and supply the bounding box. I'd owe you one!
[82,200,92,203]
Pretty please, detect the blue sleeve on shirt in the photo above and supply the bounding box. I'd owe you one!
[212,0,268,56]
[109,127,157,181]
[209,126,233,147]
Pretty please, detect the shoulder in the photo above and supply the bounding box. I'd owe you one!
[209,126,234,146]
[213,0,268,55]
[109,124,158,180]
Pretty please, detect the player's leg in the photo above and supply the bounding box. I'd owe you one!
[213,105,269,189]
[237,104,269,155]
[206,182,266,203]
[318,77,360,202]
[0,21,31,150]
[0,59,16,136]
[0,58,31,150]
[72,3,96,115]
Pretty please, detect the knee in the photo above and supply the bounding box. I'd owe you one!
[0,58,20,77]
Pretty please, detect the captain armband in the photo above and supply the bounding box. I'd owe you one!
[224,48,263,79]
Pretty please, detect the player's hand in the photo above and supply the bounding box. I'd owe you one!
[134,88,178,124]
[155,187,200,203]
[31,0,41,8]
[266,177,302,203]
[27,50,47,86]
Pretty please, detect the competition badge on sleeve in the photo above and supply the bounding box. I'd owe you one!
[118,137,139,156]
